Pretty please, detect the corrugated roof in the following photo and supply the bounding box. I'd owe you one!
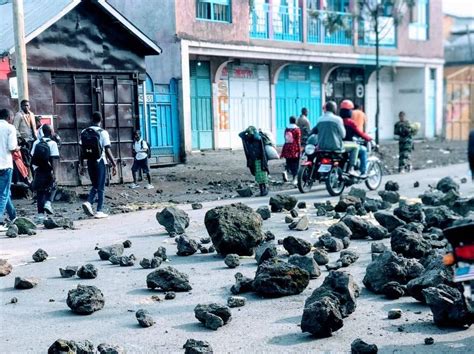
[0,0,161,56]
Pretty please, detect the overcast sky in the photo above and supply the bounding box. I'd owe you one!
[443,0,474,17]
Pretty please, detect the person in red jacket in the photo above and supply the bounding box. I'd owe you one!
[281,116,301,185]
[339,100,373,177]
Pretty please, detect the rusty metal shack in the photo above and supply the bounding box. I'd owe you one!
[0,0,161,185]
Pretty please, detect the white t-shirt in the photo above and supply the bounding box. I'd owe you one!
[0,120,17,170]
[31,137,60,169]
[133,139,148,161]
[80,125,111,162]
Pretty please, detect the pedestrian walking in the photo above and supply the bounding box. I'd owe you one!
[0,108,18,231]
[79,112,117,219]
[394,111,415,173]
[30,124,59,223]
[281,116,301,185]
[296,107,311,146]
[13,99,37,149]
[129,130,154,189]
[239,126,269,196]
[351,104,367,132]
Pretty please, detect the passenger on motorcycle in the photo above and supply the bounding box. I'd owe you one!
[339,99,373,178]
[310,101,345,153]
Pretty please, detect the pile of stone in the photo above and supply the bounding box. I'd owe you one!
[194,303,232,330]
[48,340,125,354]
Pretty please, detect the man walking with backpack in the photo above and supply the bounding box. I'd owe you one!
[129,130,154,189]
[30,124,59,222]
[79,112,117,219]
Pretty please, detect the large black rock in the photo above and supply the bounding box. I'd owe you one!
[269,194,297,212]
[301,296,343,338]
[253,260,309,297]
[374,211,406,232]
[194,303,232,330]
[98,244,124,260]
[156,207,190,235]
[390,227,432,259]
[341,215,371,239]
[423,206,459,229]
[393,203,425,223]
[335,195,362,212]
[204,203,265,256]
[147,266,192,292]
[436,176,459,193]
[66,285,105,315]
[48,339,95,354]
[282,236,312,255]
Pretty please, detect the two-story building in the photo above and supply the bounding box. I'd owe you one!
[111,0,444,156]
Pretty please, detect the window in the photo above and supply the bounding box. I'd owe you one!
[409,0,429,40]
[196,0,231,22]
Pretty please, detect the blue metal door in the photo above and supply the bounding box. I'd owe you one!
[139,76,180,164]
[190,61,214,150]
[276,65,321,145]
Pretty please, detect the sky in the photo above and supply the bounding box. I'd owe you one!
[443,0,474,17]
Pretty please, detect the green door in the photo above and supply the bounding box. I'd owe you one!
[190,61,213,150]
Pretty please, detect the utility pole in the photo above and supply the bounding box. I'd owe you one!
[12,0,28,102]
[374,4,380,145]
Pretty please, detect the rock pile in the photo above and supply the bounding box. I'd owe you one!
[194,303,232,330]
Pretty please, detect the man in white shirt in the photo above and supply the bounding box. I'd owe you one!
[79,112,117,219]
[30,124,60,222]
[0,108,18,231]
[129,130,154,189]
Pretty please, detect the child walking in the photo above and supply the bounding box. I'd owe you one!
[281,116,301,185]
[130,130,154,189]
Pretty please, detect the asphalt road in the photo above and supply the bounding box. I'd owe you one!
[0,163,473,353]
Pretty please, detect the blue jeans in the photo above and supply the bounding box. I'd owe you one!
[0,168,16,223]
[87,159,106,212]
[359,146,368,174]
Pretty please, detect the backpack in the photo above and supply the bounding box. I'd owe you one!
[259,131,275,146]
[284,130,294,144]
[31,139,51,167]
[140,139,152,158]
[81,127,102,160]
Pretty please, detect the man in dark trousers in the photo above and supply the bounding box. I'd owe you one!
[79,112,117,219]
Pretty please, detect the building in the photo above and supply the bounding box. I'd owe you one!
[110,0,444,154]
[443,14,474,140]
[0,0,161,185]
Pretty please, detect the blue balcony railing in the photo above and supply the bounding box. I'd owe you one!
[250,4,302,42]
[307,11,353,46]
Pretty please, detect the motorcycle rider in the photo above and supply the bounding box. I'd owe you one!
[310,101,345,152]
[339,99,373,178]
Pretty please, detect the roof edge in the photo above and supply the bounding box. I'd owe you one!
[96,0,162,55]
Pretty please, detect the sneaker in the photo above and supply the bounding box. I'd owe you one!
[144,184,154,190]
[35,214,45,224]
[82,201,94,217]
[129,183,140,189]
[348,167,357,176]
[44,201,54,215]
[0,225,7,232]
[282,171,289,182]
[94,211,109,219]
[292,177,298,186]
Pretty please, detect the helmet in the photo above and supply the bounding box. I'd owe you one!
[340,99,354,110]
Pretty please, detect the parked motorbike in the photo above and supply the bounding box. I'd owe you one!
[297,135,382,196]
[443,222,474,307]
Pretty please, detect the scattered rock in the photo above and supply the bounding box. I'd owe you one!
[230,272,254,294]
[289,215,309,231]
[285,215,294,224]
[10,297,17,303]
[382,281,406,299]
[191,203,203,210]
[341,215,370,239]
[315,234,344,252]
[97,343,125,354]
[199,245,215,254]
[414,181,420,188]
[288,254,321,279]
[436,176,459,193]
[237,187,253,198]
[14,276,39,289]
[363,197,385,212]
[183,339,213,354]
[165,292,176,300]
[301,296,343,337]
[351,338,378,354]
[194,303,232,330]
[108,255,120,265]
[48,339,95,354]
[424,337,434,345]
[98,244,124,261]
[290,209,299,218]
[136,309,155,327]
[122,240,132,248]
[256,206,271,220]
[423,205,459,229]
[204,203,265,256]
[59,266,78,278]
[13,217,36,235]
[420,189,445,206]
[6,224,18,238]
[371,242,387,254]
[328,222,352,240]
[297,201,307,209]
[335,195,362,212]
[32,248,48,262]
[313,248,329,265]
[368,225,389,240]
[224,254,240,268]
[423,284,473,327]
[339,250,359,267]
[374,211,406,232]
[264,230,275,242]
[378,190,400,204]
[153,246,168,261]
[140,257,162,269]
[390,228,432,259]
[388,309,402,319]
[349,187,366,201]
[77,264,98,279]
[176,235,199,256]
[283,236,312,255]
[156,207,190,235]
[66,284,105,315]
[255,242,278,265]
[0,259,12,276]
[385,180,399,192]
[253,259,309,297]
[269,194,298,213]
[147,266,192,292]
[119,255,135,267]
[394,203,425,223]
[43,217,74,229]
[227,296,246,308]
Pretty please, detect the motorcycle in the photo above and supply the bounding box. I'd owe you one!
[443,222,474,307]
[297,135,383,196]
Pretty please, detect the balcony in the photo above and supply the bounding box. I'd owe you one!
[249,4,302,41]
[307,11,353,46]
[358,17,397,47]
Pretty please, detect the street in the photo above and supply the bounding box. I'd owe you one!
[0,163,473,353]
